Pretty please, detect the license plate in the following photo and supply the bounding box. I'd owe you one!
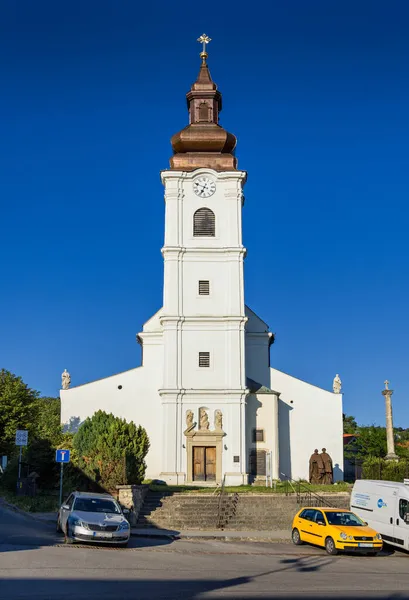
[358,542,373,547]
[93,531,113,539]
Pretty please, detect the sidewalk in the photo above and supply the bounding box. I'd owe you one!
[130,527,291,542]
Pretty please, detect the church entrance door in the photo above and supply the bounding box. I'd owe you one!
[192,446,216,482]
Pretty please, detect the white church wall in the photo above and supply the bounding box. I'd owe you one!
[246,392,279,480]
[180,328,245,390]
[161,169,246,251]
[270,368,343,482]
[182,259,244,316]
[180,171,245,250]
[245,334,271,388]
[245,306,272,388]
[60,363,163,480]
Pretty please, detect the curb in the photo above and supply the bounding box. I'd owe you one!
[176,536,290,543]
[131,531,178,540]
[130,530,291,543]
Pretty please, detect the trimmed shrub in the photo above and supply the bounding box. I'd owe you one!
[362,457,409,482]
[73,411,150,491]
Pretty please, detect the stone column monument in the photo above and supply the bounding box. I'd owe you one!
[382,380,399,461]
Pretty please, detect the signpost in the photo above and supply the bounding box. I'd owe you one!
[56,449,71,508]
[15,430,28,493]
[265,450,273,489]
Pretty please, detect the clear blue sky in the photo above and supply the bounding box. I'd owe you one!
[1,1,408,427]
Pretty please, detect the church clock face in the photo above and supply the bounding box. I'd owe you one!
[193,177,216,198]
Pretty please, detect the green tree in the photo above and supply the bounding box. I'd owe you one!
[73,411,150,491]
[350,426,387,461]
[0,369,39,456]
[343,413,358,434]
[34,396,63,446]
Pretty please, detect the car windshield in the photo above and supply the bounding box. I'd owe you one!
[324,511,364,526]
[73,497,121,514]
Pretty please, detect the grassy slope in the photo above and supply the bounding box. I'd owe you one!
[0,486,59,512]
[148,482,352,494]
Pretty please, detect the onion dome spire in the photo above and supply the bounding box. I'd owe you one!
[169,35,237,171]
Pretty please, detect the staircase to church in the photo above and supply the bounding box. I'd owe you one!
[136,489,351,531]
[136,490,239,530]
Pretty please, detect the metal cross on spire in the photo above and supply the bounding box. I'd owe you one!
[197,33,211,63]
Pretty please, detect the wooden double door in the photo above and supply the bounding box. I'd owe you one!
[193,446,216,482]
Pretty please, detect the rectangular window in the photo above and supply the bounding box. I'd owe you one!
[399,499,409,522]
[253,428,264,443]
[198,352,210,368]
[198,280,210,295]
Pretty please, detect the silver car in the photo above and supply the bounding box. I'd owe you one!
[57,491,130,546]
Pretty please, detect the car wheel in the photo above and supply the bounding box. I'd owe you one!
[325,537,338,555]
[292,528,303,545]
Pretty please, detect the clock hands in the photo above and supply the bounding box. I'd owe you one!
[195,182,207,194]
[193,178,215,197]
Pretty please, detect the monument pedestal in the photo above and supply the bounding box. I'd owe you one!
[385,452,399,462]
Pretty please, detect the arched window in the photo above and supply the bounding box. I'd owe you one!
[193,208,215,237]
[198,102,210,122]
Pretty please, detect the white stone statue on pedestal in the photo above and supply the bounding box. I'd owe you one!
[333,374,342,394]
[214,409,223,430]
[61,369,71,390]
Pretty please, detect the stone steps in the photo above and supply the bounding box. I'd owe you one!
[136,491,351,531]
[137,491,239,530]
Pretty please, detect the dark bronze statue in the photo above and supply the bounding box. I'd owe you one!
[320,448,333,484]
[309,449,325,484]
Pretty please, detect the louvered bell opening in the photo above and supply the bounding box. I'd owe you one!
[193,208,215,237]
[198,280,210,295]
[198,352,210,367]
[253,428,264,442]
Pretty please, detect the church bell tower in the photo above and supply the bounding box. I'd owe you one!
[159,36,248,485]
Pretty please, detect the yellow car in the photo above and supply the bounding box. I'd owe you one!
[291,507,383,555]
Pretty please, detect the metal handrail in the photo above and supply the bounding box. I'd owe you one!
[282,474,337,508]
[216,474,226,529]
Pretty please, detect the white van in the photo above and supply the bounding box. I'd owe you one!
[351,480,409,550]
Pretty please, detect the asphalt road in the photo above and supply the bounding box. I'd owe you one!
[2,504,409,599]
[0,502,59,547]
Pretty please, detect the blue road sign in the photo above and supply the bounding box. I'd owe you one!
[56,449,70,463]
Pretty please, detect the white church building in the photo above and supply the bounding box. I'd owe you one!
[61,42,343,486]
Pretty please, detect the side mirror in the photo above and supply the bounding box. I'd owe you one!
[317,521,326,526]
[404,514,409,524]
[122,508,130,515]
[62,504,70,510]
